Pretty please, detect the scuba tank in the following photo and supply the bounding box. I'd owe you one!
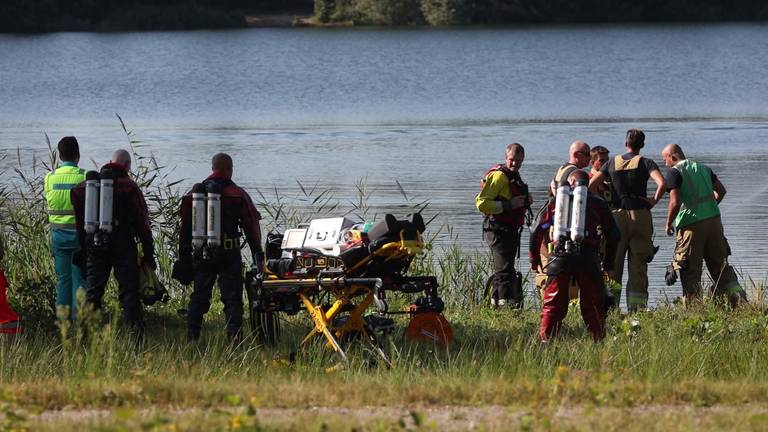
[552,182,571,242]
[205,182,222,256]
[84,171,100,235]
[191,183,206,252]
[98,169,114,234]
[570,178,588,243]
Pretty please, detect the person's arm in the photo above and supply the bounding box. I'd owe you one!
[648,168,666,208]
[665,188,681,235]
[238,189,263,262]
[476,171,524,214]
[178,194,192,256]
[600,200,620,272]
[529,202,553,270]
[131,182,155,268]
[713,179,726,204]
[70,184,86,255]
[588,171,606,193]
[44,172,51,197]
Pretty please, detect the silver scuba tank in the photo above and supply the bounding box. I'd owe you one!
[570,180,588,243]
[206,182,222,249]
[553,183,571,241]
[98,169,114,234]
[191,183,206,251]
[84,170,100,235]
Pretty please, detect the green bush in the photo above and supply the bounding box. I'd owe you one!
[351,0,424,25]
[420,0,470,25]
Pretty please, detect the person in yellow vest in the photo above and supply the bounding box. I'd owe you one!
[476,143,532,308]
[44,137,87,321]
[661,144,746,307]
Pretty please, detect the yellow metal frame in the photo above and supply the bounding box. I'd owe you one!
[262,278,381,362]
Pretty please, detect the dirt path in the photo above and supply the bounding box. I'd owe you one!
[23,403,768,430]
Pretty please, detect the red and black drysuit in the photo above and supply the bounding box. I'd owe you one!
[480,164,530,306]
[178,172,262,339]
[71,162,154,330]
[530,193,619,342]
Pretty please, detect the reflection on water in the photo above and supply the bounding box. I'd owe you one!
[1,24,768,305]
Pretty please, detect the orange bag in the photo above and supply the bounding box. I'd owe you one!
[0,268,22,334]
[406,312,452,347]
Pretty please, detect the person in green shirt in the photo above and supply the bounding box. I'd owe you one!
[44,137,86,320]
[661,143,746,307]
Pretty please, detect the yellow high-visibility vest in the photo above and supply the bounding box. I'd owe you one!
[44,164,85,230]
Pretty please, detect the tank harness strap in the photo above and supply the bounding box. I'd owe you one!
[557,165,579,187]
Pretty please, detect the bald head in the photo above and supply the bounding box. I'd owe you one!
[568,140,591,168]
[111,149,132,170]
[661,143,686,167]
[212,153,233,177]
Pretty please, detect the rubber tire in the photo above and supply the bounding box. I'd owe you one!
[244,278,280,345]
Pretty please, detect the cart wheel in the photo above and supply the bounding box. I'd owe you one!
[362,322,392,369]
[250,310,280,345]
[244,275,281,345]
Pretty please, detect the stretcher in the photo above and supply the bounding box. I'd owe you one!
[244,214,452,365]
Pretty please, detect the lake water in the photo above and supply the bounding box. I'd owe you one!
[1,24,767,305]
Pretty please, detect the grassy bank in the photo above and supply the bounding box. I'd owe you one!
[4,305,768,430]
[2,122,768,430]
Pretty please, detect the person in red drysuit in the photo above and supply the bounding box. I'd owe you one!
[531,170,619,342]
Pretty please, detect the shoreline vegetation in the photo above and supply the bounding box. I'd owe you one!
[1,118,768,430]
[1,0,768,32]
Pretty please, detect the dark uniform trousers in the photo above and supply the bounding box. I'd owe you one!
[86,231,142,327]
[483,218,522,304]
[187,251,244,338]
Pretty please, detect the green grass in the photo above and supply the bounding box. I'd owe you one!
[3,120,768,430]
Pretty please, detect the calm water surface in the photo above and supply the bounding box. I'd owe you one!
[1,24,767,304]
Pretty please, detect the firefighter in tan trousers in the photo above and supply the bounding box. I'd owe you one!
[589,129,665,311]
[661,144,746,307]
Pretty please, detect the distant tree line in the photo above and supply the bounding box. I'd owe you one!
[0,0,312,32]
[2,0,767,32]
[316,0,768,25]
